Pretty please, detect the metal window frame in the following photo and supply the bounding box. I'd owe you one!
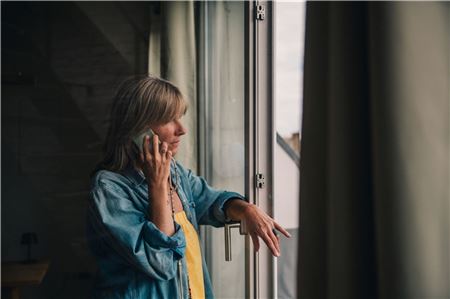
[198,1,276,298]
[246,1,276,298]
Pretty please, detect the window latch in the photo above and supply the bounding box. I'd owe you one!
[256,4,265,21]
[256,173,265,189]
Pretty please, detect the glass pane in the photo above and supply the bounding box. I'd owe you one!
[199,1,246,298]
[274,2,306,298]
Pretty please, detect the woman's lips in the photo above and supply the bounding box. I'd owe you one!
[170,141,180,149]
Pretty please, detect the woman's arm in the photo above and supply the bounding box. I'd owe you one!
[181,164,246,226]
[140,135,175,236]
[88,180,186,281]
[224,199,291,257]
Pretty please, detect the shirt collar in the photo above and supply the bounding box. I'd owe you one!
[122,164,146,187]
[122,162,177,187]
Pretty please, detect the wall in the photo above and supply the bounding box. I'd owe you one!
[1,2,150,298]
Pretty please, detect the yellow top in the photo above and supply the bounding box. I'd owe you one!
[174,211,205,299]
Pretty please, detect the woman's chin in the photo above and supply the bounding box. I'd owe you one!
[170,146,179,156]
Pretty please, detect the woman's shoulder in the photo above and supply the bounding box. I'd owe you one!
[90,168,132,192]
[174,160,196,177]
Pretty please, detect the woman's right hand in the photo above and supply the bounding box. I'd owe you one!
[140,134,172,189]
[140,134,175,236]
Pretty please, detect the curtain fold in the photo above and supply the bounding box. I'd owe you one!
[298,2,449,298]
[198,2,246,298]
[148,1,197,171]
[148,2,246,298]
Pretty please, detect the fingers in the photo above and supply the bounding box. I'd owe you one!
[273,222,291,238]
[160,142,168,154]
[261,231,280,257]
[152,134,160,157]
[252,230,280,257]
[250,233,260,252]
[246,213,286,257]
[270,228,281,255]
[142,135,151,158]
[142,135,171,166]
[160,142,168,162]
[258,232,278,257]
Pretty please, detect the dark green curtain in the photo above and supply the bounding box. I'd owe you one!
[298,2,449,299]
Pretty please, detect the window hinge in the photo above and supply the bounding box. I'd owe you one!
[255,4,265,21]
[255,173,265,189]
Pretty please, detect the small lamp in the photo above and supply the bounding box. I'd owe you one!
[21,232,38,263]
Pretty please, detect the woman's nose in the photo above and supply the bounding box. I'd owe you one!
[176,121,187,136]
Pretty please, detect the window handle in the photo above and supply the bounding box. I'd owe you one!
[224,221,248,261]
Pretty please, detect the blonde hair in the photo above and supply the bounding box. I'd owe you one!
[92,75,188,174]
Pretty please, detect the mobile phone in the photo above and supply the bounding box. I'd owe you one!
[133,129,160,152]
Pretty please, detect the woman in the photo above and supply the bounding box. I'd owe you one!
[87,75,290,298]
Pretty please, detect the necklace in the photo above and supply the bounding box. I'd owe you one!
[168,159,192,299]
[139,159,192,299]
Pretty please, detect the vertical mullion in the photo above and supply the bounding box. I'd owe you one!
[245,1,256,299]
[197,0,213,276]
[253,1,275,298]
[271,2,278,297]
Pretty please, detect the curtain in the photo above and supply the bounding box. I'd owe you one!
[148,1,197,171]
[148,2,246,298]
[198,2,246,298]
[298,2,449,299]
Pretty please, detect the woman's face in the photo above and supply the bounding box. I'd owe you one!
[151,117,187,155]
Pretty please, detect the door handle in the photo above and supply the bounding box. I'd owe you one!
[224,221,248,261]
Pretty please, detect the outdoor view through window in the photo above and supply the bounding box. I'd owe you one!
[274,2,305,298]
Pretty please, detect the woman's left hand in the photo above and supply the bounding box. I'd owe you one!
[225,200,291,257]
[242,204,290,257]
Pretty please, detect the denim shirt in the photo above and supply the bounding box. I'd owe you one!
[86,161,245,299]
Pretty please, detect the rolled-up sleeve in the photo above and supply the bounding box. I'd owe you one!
[88,181,185,281]
[184,167,246,227]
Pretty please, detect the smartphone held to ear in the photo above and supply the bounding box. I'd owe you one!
[133,129,160,152]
